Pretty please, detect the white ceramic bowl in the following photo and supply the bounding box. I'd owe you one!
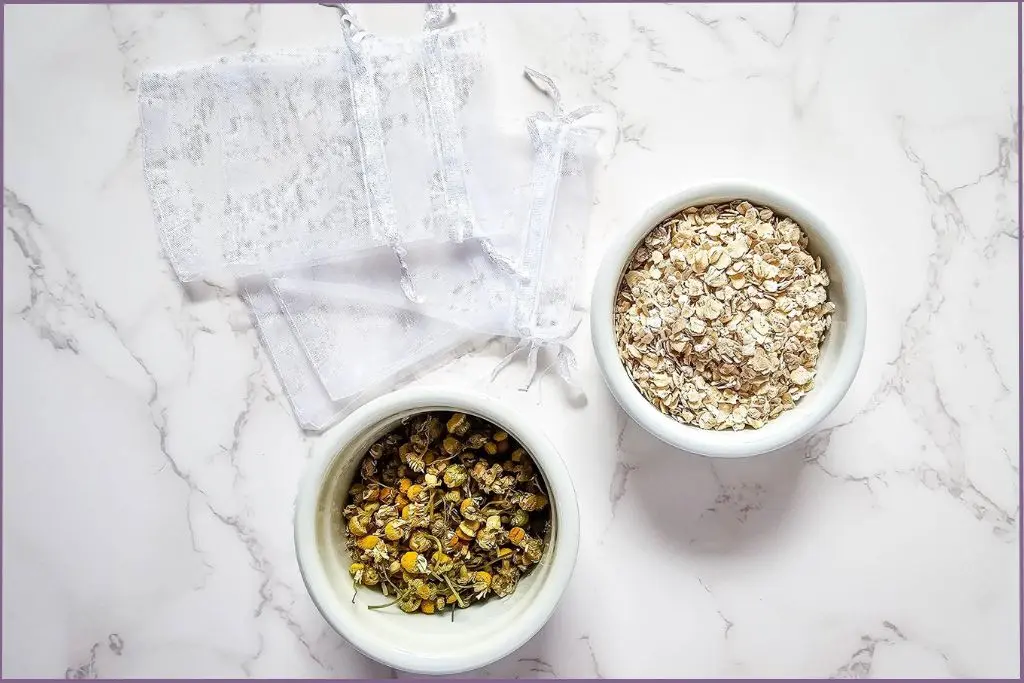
[294,386,580,675]
[591,180,866,458]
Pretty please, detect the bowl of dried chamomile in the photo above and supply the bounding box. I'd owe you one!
[294,386,580,675]
[591,180,866,458]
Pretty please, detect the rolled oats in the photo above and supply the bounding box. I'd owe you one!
[613,200,835,430]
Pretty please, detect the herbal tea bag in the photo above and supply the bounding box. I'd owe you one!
[140,4,502,296]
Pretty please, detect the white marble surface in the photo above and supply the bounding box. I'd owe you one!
[3,2,1020,678]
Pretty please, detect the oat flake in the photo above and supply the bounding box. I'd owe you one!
[613,200,835,430]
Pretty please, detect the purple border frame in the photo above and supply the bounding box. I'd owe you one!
[1010,2,1024,678]
[0,0,1020,679]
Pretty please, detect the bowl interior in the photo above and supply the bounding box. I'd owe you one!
[606,186,863,454]
[312,407,562,667]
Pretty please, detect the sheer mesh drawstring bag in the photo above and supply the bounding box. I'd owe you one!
[271,271,479,405]
[142,5,603,429]
[221,4,509,427]
[140,44,374,283]
[140,4,507,297]
[243,282,343,431]
[243,276,479,431]
[271,68,606,397]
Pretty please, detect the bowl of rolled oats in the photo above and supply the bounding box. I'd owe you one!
[591,181,866,458]
[294,386,580,675]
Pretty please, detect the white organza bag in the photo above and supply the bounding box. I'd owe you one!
[140,43,373,282]
[272,69,606,394]
[143,4,606,430]
[226,5,508,427]
[270,274,477,404]
[140,4,505,296]
[244,276,479,431]
[243,282,343,431]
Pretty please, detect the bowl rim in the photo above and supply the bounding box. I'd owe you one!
[294,386,581,675]
[590,179,867,458]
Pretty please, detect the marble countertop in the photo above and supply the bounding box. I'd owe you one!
[3,2,1019,678]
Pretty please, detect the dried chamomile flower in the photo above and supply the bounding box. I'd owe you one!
[360,458,376,480]
[457,520,480,540]
[409,578,437,601]
[518,493,548,512]
[420,415,443,443]
[522,538,544,564]
[460,498,481,520]
[378,487,397,505]
[442,436,463,456]
[473,571,492,597]
[406,450,426,473]
[384,519,407,541]
[401,551,427,575]
[348,516,369,537]
[430,517,449,539]
[431,550,454,573]
[488,476,511,496]
[447,413,471,437]
[356,535,381,550]
[475,528,500,551]
[361,567,381,586]
[443,464,468,488]
[361,484,380,503]
[341,411,551,616]
[491,573,516,598]
[510,509,530,528]
[367,540,391,564]
[408,532,432,554]
[507,527,527,546]
[511,459,534,483]
[398,595,422,613]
